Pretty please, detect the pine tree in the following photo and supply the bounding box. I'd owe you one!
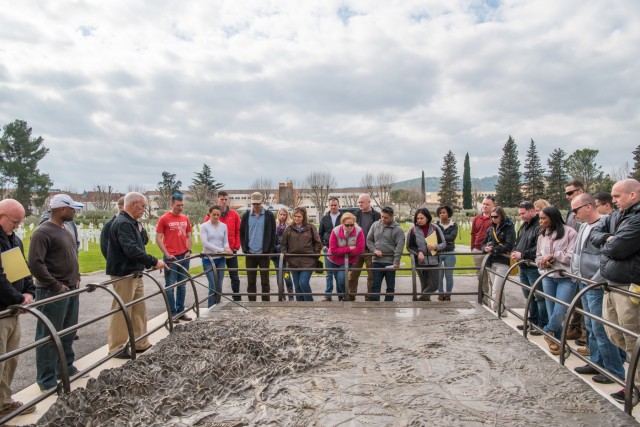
[631,145,640,181]
[494,136,522,207]
[546,148,568,208]
[438,150,459,209]
[522,139,546,201]
[565,149,603,192]
[189,163,224,202]
[462,153,472,209]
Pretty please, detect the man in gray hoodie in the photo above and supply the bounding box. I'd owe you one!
[366,206,405,301]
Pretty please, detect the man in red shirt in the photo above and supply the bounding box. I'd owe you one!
[156,193,192,321]
[215,191,242,301]
[471,196,495,301]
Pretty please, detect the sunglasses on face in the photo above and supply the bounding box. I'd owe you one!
[565,190,578,196]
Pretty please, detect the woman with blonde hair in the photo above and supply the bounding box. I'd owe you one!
[534,199,551,214]
[272,207,294,301]
[328,212,365,301]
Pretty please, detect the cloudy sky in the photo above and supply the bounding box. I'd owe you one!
[1,1,638,193]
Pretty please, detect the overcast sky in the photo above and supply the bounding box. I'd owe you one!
[1,1,638,193]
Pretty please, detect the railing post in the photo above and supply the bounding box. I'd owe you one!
[410,253,418,301]
[278,253,285,301]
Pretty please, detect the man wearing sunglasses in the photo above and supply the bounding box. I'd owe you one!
[156,193,192,322]
[565,180,585,231]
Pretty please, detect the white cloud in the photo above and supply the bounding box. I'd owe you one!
[1,0,638,193]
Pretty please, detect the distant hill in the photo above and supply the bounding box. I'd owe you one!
[392,176,498,192]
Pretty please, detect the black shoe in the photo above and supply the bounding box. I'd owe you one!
[136,345,152,353]
[517,324,524,330]
[574,365,599,375]
[575,338,587,347]
[112,350,133,359]
[74,335,79,340]
[592,374,614,384]
[611,388,640,406]
[530,329,543,336]
[178,314,192,321]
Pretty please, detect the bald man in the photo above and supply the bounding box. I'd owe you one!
[347,194,381,301]
[590,179,640,404]
[0,199,35,415]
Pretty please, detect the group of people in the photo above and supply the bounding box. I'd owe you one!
[472,179,640,404]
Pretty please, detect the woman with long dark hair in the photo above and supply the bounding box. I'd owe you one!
[481,206,516,314]
[435,206,458,301]
[407,207,446,301]
[536,205,578,355]
[272,207,294,301]
[281,207,322,301]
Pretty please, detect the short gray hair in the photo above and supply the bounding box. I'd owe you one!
[124,192,146,208]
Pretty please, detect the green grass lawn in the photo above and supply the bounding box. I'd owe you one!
[19,222,478,275]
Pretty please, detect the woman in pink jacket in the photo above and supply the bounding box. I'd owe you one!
[328,213,365,301]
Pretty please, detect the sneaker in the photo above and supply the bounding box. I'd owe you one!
[592,374,614,384]
[566,326,582,340]
[577,346,590,356]
[611,388,640,406]
[0,401,37,416]
[574,365,599,375]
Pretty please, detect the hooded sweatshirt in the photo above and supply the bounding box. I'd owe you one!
[366,219,406,265]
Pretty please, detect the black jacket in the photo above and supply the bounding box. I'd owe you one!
[590,201,640,284]
[318,211,343,247]
[0,229,35,310]
[436,221,458,252]
[355,208,381,236]
[106,211,158,276]
[514,215,540,264]
[240,209,277,254]
[482,217,516,266]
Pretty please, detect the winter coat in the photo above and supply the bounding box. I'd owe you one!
[281,223,322,269]
[407,223,446,266]
[328,224,365,265]
[482,217,516,266]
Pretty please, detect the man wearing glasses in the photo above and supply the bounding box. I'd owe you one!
[106,192,166,358]
[0,199,36,415]
[28,194,83,391]
[565,180,585,231]
[240,192,276,301]
[156,193,192,322]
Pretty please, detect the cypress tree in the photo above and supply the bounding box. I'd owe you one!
[463,153,472,209]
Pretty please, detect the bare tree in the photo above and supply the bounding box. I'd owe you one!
[250,177,275,205]
[611,162,630,182]
[361,172,396,208]
[305,171,336,211]
[342,193,359,207]
[93,185,116,210]
[127,184,146,194]
[405,187,426,217]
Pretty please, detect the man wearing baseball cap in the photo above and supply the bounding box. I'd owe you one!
[28,193,84,391]
[239,192,276,301]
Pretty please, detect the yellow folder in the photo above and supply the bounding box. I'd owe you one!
[425,233,438,256]
[1,247,31,283]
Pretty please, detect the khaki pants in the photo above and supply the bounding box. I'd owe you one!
[603,284,640,384]
[347,255,373,301]
[472,249,490,303]
[0,316,19,410]
[108,276,151,353]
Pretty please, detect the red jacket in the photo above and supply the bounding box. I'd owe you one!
[471,213,492,250]
[205,208,241,250]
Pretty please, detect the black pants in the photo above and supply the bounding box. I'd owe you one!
[246,255,271,301]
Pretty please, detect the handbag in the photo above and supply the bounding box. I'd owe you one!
[315,259,324,274]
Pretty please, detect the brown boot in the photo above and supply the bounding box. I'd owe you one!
[437,294,445,301]
[566,326,582,340]
[544,335,559,352]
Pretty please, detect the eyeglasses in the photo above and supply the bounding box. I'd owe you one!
[490,215,500,219]
[572,203,590,215]
[1,214,22,227]
[343,224,354,228]
[565,189,578,196]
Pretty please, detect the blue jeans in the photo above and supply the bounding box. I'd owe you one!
[291,270,313,301]
[542,276,576,338]
[35,287,79,390]
[372,262,396,302]
[324,255,340,299]
[579,282,626,379]
[520,267,548,329]
[334,263,350,301]
[164,254,190,316]
[225,254,241,301]
[202,257,225,307]
[438,254,456,293]
[271,257,294,290]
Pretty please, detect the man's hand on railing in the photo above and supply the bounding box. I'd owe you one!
[154,259,167,272]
